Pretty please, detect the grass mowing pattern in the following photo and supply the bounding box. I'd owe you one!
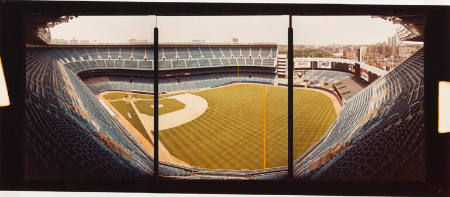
[109,100,152,144]
[292,89,336,161]
[131,93,153,99]
[159,84,336,170]
[103,92,128,100]
[134,98,186,116]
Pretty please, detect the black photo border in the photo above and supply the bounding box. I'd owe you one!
[0,1,449,196]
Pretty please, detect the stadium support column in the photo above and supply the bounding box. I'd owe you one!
[288,15,294,179]
[153,26,159,179]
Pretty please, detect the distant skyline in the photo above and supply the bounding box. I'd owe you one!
[50,15,409,45]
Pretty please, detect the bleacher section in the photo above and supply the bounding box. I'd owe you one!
[302,70,353,84]
[41,46,277,74]
[334,77,366,101]
[294,49,425,181]
[25,50,154,178]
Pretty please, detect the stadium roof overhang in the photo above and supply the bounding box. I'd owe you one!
[374,15,425,42]
[25,15,76,45]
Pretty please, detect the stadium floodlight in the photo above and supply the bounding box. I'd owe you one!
[438,81,450,133]
[0,57,10,107]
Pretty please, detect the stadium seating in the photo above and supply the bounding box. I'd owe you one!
[211,48,223,58]
[293,49,425,181]
[177,47,190,59]
[260,47,271,58]
[121,47,132,59]
[221,47,232,57]
[210,59,223,67]
[139,60,153,69]
[109,48,120,59]
[302,70,353,84]
[186,59,200,68]
[41,46,277,74]
[163,47,177,60]
[250,47,260,58]
[86,73,275,95]
[172,60,186,69]
[221,58,230,66]
[189,47,202,59]
[25,52,154,178]
[133,48,146,60]
[24,45,424,180]
[262,59,275,67]
[97,48,108,59]
[26,47,276,179]
[241,47,250,57]
[200,47,213,58]
[231,47,240,57]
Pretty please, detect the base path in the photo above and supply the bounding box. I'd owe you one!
[139,93,208,131]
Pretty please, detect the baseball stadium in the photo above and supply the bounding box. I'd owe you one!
[23,14,425,181]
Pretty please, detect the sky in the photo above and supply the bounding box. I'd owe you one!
[50,15,403,45]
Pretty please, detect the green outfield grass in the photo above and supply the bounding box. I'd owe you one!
[159,83,337,170]
[131,93,154,99]
[134,98,186,116]
[109,100,152,144]
[103,92,128,100]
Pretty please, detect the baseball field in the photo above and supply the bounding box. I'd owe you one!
[100,83,338,171]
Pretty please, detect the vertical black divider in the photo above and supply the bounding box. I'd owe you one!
[288,15,294,179]
[153,26,159,180]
